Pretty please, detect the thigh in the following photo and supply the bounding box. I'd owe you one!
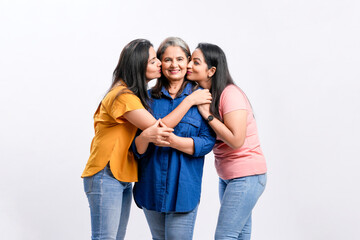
[215,174,266,239]
[143,208,166,240]
[116,182,133,240]
[218,178,227,202]
[84,167,127,240]
[165,206,199,240]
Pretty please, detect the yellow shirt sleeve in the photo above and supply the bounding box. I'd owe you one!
[110,93,145,123]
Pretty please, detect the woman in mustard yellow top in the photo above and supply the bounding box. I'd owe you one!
[81,39,212,240]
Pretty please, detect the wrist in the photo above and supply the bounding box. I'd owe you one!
[168,134,177,148]
[206,114,214,123]
[139,131,151,143]
[200,110,210,119]
[185,96,195,106]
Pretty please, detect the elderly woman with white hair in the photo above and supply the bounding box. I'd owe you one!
[132,37,216,240]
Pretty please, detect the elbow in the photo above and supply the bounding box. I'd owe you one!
[228,138,245,150]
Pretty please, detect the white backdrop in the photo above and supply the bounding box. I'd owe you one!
[1,0,360,239]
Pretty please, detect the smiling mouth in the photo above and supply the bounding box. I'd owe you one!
[169,70,180,74]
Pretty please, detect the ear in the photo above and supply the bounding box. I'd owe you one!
[207,67,216,78]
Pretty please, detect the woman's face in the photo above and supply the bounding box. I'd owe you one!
[146,47,162,81]
[161,46,188,82]
[187,49,212,89]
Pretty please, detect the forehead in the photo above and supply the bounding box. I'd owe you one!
[149,46,156,56]
[162,46,187,58]
[192,49,204,59]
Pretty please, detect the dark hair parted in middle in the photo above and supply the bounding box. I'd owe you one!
[151,37,192,99]
[110,39,153,109]
[195,43,236,120]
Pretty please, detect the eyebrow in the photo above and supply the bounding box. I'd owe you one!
[148,57,157,62]
[193,57,202,62]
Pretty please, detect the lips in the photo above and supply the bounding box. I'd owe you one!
[169,69,180,74]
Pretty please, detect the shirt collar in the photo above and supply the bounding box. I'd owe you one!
[160,81,193,99]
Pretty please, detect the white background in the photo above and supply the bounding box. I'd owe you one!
[1,0,360,239]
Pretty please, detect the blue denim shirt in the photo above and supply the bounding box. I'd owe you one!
[132,82,216,213]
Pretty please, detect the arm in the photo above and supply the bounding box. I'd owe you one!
[161,89,212,128]
[160,133,195,155]
[134,119,173,154]
[156,117,216,157]
[198,104,247,149]
[123,110,173,154]
[113,89,210,130]
[124,89,211,154]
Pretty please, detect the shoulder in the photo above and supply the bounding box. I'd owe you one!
[219,84,248,113]
[222,84,242,95]
[107,85,132,97]
[221,84,246,100]
[104,86,140,106]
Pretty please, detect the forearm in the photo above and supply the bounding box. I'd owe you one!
[169,135,194,155]
[208,118,244,149]
[161,97,193,128]
[134,134,150,155]
[133,119,173,154]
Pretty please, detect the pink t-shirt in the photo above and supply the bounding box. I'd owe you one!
[213,84,267,180]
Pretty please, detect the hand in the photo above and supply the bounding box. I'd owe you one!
[155,132,177,147]
[197,103,211,119]
[187,89,212,105]
[141,119,174,145]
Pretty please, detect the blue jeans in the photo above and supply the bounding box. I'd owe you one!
[215,174,267,240]
[83,165,132,240]
[143,205,199,240]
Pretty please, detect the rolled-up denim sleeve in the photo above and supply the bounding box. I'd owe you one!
[191,120,216,157]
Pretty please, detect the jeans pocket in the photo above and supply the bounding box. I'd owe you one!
[83,176,94,193]
[257,173,267,187]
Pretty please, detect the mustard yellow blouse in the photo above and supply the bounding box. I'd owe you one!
[81,85,144,182]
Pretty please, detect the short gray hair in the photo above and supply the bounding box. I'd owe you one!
[157,37,191,61]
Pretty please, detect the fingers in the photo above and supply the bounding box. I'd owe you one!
[153,119,161,127]
[158,119,166,127]
[155,142,170,147]
[193,89,212,104]
[154,137,170,146]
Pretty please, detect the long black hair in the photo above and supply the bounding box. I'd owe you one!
[196,43,236,119]
[151,37,191,99]
[109,39,152,109]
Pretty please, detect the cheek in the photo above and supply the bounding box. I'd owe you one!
[147,66,157,75]
[180,62,188,70]
[161,62,170,69]
[147,66,154,73]
[195,67,207,78]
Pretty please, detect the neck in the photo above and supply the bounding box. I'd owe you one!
[199,78,211,90]
[167,79,184,95]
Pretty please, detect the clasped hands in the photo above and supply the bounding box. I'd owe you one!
[142,119,175,147]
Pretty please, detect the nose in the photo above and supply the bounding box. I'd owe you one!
[157,59,161,66]
[187,61,193,69]
[170,60,177,68]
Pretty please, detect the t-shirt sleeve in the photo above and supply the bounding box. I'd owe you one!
[110,93,145,123]
[220,85,248,116]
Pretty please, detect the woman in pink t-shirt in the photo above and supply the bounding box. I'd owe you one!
[187,43,267,240]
